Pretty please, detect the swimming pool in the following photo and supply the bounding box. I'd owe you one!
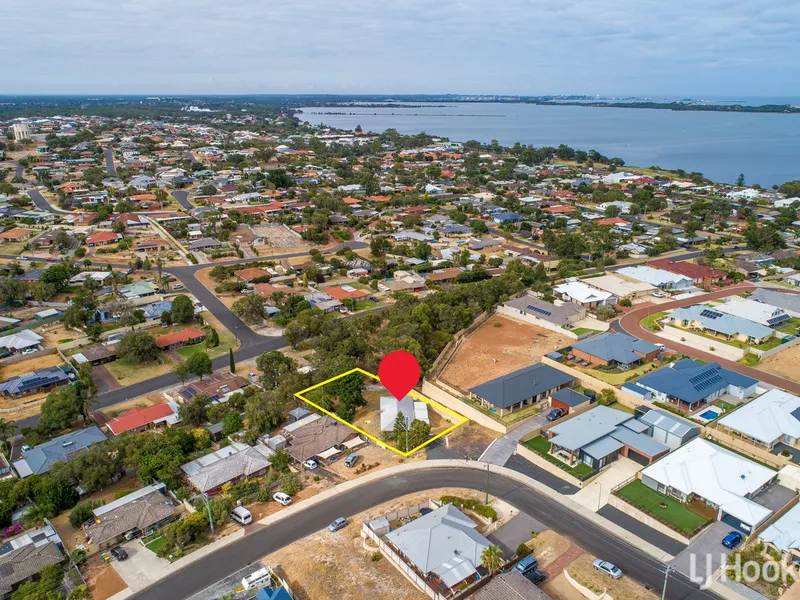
[699,410,718,420]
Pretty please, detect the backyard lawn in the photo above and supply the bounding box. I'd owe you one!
[144,536,166,555]
[460,396,544,426]
[106,354,176,385]
[572,328,600,336]
[578,361,658,386]
[524,435,595,479]
[615,480,710,535]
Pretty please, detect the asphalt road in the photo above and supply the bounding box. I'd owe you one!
[28,189,70,214]
[15,161,24,178]
[170,190,193,211]
[184,151,197,164]
[104,148,116,175]
[129,467,720,600]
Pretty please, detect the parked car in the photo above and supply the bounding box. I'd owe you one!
[273,492,292,506]
[515,555,539,575]
[303,458,318,470]
[722,531,744,549]
[21,347,38,355]
[174,283,184,289]
[545,408,564,422]
[652,291,665,298]
[110,547,128,561]
[593,560,622,579]
[344,454,360,468]
[369,296,379,302]
[525,569,547,584]
[231,506,253,525]
[329,517,348,532]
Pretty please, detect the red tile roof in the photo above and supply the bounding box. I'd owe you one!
[647,259,727,281]
[106,403,175,435]
[234,267,269,282]
[86,231,121,244]
[323,286,369,300]
[155,327,206,349]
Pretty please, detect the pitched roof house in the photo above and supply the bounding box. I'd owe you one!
[13,426,106,478]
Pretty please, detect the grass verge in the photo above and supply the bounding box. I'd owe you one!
[615,480,710,536]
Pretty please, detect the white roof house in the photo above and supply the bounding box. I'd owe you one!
[385,504,490,590]
[616,266,694,290]
[761,503,800,553]
[553,280,615,306]
[715,298,790,328]
[718,389,800,448]
[379,396,430,432]
[0,330,42,352]
[585,274,656,298]
[640,438,776,530]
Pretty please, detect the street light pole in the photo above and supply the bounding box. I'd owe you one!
[485,462,490,505]
[661,565,674,600]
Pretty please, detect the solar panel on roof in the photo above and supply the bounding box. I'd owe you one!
[527,304,552,316]
[700,309,722,319]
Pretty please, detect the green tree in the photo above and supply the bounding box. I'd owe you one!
[11,564,65,600]
[0,277,28,306]
[470,219,488,233]
[186,352,212,380]
[229,348,235,373]
[481,544,504,573]
[84,322,103,342]
[256,351,297,390]
[370,236,392,257]
[221,411,243,436]
[69,500,102,528]
[231,294,267,324]
[117,331,159,363]
[173,361,191,385]
[39,385,80,431]
[171,294,195,324]
[179,394,211,426]
[279,471,303,496]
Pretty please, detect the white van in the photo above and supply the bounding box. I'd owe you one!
[231,506,253,525]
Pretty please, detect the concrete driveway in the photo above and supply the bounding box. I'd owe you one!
[111,541,171,592]
[572,457,642,512]
[670,521,735,582]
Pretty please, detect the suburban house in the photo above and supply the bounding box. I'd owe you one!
[640,438,777,533]
[545,405,670,469]
[119,281,159,300]
[376,503,492,596]
[715,298,791,328]
[105,402,181,436]
[717,389,800,451]
[190,238,228,252]
[181,443,272,495]
[0,525,65,599]
[582,274,656,299]
[0,366,71,399]
[498,293,585,331]
[616,266,693,290]
[0,330,42,355]
[0,228,35,244]
[134,238,170,252]
[760,502,800,564]
[155,327,206,350]
[647,259,727,287]
[235,268,271,283]
[179,372,250,403]
[283,414,361,464]
[623,359,758,412]
[86,231,122,247]
[750,289,800,318]
[468,363,576,417]
[549,388,592,414]
[73,342,119,366]
[12,426,107,478]
[666,304,776,345]
[379,395,429,432]
[571,332,661,368]
[323,286,370,301]
[553,280,616,308]
[635,408,700,449]
[83,483,180,550]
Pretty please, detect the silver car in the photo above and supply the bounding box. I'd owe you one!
[593,559,622,579]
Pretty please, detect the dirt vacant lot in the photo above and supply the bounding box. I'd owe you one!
[756,344,800,383]
[440,314,572,390]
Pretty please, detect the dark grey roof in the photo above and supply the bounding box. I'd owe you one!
[0,541,63,596]
[502,294,584,326]
[469,363,575,409]
[550,388,591,407]
[750,289,800,315]
[473,570,553,600]
[0,366,69,396]
[13,426,106,476]
[572,332,660,364]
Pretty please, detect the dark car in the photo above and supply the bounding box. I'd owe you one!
[525,569,547,584]
[722,531,744,549]
[546,408,565,422]
[514,555,539,575]
[110,546,128,561]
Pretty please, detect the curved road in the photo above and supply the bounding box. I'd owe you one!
[170,190,194,211]
[28,189,71,215]
[618,283,800,394]
[129,467,719,600]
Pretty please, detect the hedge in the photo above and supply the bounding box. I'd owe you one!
[440,495,497,522]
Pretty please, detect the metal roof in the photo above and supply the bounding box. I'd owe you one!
[718,389,800,446]
[638,408,698,438]
[548,406,633,451]
[13,426,106,477]
[668,304,775,340]
[572,332,660,365]
[550,388,591,407]
[469,363,575,409]
[634,359,758,405]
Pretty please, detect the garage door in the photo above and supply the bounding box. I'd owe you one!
[626,449,650,466]
[721,512,750,533]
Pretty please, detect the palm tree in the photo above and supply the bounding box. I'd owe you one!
[21,504,49,529]
[270,292,286,307]
[481,544,504,574]
[156,257,164,282]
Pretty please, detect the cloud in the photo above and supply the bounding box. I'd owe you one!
[3,0,799,95]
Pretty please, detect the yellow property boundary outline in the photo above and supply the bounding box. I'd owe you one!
[294,367,468,457]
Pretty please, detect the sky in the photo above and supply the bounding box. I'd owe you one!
[5,0,800,96]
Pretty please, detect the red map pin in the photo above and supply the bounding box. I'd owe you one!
[378,351,421,401]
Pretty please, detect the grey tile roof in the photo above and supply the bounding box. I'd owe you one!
[473,571,552,600]
[572,332,660,365]
[13,426,106,477]
[285,416,356,462]
[469,363,575,409]
[0,541,63,596]
[182,444,271,493]
[85,486,179,546]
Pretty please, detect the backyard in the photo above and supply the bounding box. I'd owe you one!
[460,395,544,426]
[571,360,659,386]
[615,480,711,536]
